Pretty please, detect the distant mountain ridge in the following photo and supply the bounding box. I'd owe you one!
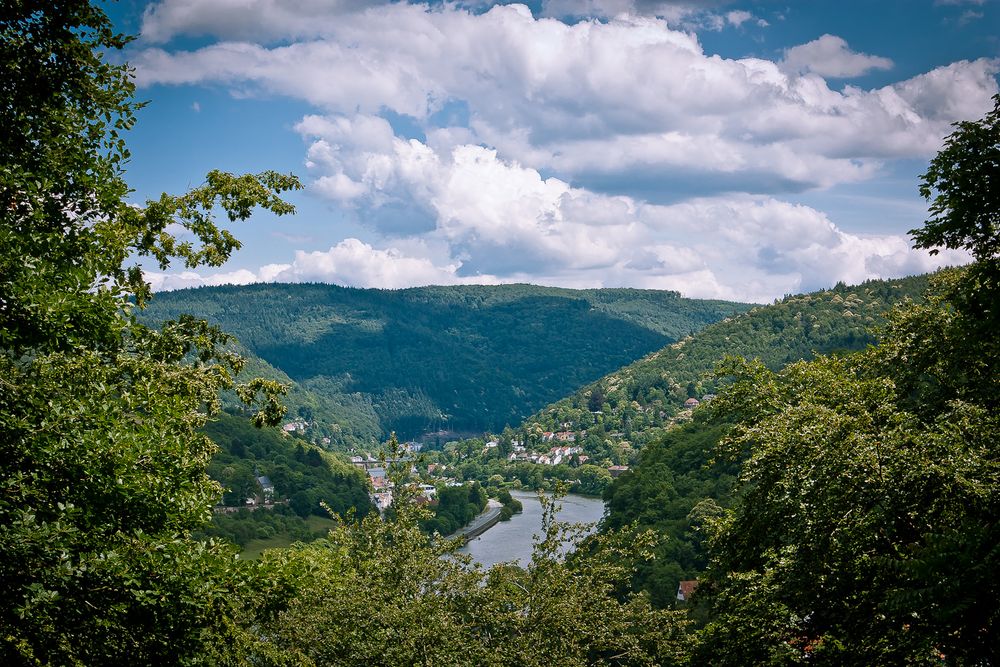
[139,283,749,446]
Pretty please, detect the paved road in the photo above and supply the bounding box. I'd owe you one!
[456,499,503,539]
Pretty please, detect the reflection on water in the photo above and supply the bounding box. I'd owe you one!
[458,490,605,569]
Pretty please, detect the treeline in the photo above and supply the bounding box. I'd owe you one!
[420,482,489,535]
[140,282,749,440]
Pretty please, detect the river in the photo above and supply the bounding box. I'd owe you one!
[458,490,606,568]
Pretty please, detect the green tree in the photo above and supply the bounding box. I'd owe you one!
[913,93,1000,263]
[0,3,299,663]
[695,339,998,664]
[251,495,688,666]
[574,464,612,496]
[913,92,999,350]
[693,98,1000,665]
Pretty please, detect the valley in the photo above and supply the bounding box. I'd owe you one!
[194,272,935,564]
[9,3,999,662]
[140,283,749,444]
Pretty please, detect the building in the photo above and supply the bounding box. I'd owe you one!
[368,467,390,490]
[608,465,630,478]
[677,580,699,602]
[373,492,393,512]
[255,475,275,503]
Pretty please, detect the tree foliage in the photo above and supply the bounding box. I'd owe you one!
[914,93,1000,263]
[601,418,736,608]
[691,99,1000,664]
[246,495,688,667]
[195,413,373,549]
[421,482,488,536]
[0,3,300,663]
[694,309,999,664]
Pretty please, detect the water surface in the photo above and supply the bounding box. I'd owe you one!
[458,490,605,569]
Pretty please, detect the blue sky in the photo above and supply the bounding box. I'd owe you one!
[106,0,999,302]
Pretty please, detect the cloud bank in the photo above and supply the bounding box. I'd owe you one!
[132,1,997,301]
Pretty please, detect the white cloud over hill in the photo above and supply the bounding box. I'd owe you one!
[132,1,996,301]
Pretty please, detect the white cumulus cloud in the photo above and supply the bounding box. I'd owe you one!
[132,5,998,198]
[270,239,475,288]
[132,1,991,300]
[154,125,970,302]
[782,34,893,78]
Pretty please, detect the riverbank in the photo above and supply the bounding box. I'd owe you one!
[454,499,503,541]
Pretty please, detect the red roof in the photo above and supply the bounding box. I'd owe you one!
[677,580,699,601]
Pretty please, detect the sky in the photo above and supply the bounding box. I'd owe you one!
[106,0,1000,303]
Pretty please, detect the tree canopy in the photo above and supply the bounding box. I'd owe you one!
[914,93,1000,263]
[688,97,1000,664]
[139,282,749,440]
[1,3,299,662]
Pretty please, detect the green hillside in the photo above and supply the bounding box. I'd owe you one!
[139,283,749,444]
[523,274,930,453]
[197,412,374,553]
[592,272,935,606]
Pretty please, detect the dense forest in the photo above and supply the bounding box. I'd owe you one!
[2,4,997,665]
[525,274,929,451]
[140,282,749,442]
[601,416,737,607]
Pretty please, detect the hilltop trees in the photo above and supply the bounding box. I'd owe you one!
[0,3,299,663]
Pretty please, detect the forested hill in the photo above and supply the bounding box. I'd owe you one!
[525,274,930,449]
[139,283,748,443]
[198,412,374,552]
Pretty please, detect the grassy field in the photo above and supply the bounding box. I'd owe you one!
[238,515,339,560]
